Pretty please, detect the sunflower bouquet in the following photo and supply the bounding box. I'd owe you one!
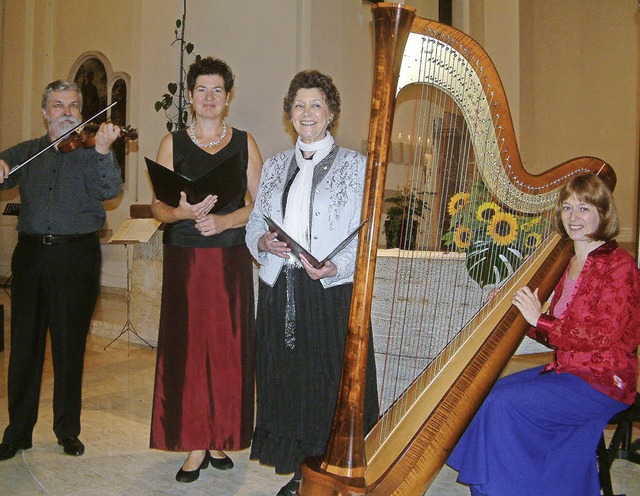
[442,181,551,288]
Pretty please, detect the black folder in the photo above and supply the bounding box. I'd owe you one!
[145,155,244,212]
[264,216,367,269]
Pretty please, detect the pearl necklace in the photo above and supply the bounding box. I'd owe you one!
[188,121,227,148]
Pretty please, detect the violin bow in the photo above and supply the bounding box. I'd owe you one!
[8,101,118,176]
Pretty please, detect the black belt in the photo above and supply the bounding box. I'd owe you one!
[19,232,97,246]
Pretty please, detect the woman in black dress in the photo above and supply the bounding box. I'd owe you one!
[246,70,379,496]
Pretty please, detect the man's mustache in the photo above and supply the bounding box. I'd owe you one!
[55,116,80,126]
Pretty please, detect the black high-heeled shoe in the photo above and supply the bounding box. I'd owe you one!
[175,451,210,483]
[276,477,301,496]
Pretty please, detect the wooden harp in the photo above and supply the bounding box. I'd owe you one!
[298,3,615,495]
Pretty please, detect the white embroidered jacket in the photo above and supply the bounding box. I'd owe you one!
[246,145,366,288]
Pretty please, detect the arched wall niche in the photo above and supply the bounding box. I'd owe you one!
[68,52,132,182]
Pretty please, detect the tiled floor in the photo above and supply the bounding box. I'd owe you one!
[0,287,638,495]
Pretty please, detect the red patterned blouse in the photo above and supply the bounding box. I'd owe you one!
[529,241,640,404]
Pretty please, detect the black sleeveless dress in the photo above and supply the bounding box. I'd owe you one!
[150,128,255,452]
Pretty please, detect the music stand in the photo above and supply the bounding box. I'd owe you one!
[1,203,19,297]
[1,203,20,349]
[104,218,160,350]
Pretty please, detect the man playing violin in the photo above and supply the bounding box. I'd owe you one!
[0,79,122,460]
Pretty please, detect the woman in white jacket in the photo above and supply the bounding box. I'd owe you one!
[245,70,379,496]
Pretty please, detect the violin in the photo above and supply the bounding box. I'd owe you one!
[56,123,138,154]
[9,101,122,176]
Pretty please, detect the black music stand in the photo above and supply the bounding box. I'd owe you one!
[3,202,20,216]
[104,219,159,350]
[1,203,19,297]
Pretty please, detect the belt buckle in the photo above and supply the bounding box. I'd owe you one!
[42,235,54,246]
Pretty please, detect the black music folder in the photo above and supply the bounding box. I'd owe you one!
[264,216,367,269]
[145,155,244,212]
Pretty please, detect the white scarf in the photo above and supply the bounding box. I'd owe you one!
[283,132,335,262]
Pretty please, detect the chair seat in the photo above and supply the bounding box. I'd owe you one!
[608,394,640,423]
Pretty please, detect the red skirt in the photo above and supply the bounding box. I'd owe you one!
[150,244,255,452]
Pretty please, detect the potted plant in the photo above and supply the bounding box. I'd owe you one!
[384,186,428,250]
[441,181,551,288]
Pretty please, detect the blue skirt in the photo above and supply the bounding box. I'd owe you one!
[447,366,627,496]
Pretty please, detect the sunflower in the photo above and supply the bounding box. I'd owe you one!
[524,232,542,250]
[476,201,501,223]
[448,192,470,216]
[487,211,519,246]
[453,225,472,250]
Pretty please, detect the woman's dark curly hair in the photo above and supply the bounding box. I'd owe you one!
[552,173,619,241]
[186,57,234,94]
[283,70,341,130]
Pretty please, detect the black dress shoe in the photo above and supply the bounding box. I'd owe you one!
[209,453,234,470]
[175,452,210,483]
[0,441,31,461]
[276,478,301,496]
[58,437,85,456]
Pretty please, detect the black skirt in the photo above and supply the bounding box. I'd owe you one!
[250,266,379,475]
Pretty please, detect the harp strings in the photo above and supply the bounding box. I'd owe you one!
[371,29,558,447]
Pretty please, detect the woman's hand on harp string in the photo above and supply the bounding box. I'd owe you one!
[512,286,542,327]
[0,159,9,183]
[485,287,499,302]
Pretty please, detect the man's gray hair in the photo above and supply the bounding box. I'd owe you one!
[41,79,83,110]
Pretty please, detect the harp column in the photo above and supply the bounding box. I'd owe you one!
[298,3,416,495]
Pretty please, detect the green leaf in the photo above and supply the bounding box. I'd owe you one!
[161,94,173,109]
[154,101,163,112]
[186,43,194,54]
[166,121,173,132]
[168,82,178,95]
[466,239,523,288]
[442,231,454,247]
[176,19,181,28]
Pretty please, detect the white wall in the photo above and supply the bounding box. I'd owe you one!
[0,0,378,287]
[0,0,637,287]
[518,0,639,241]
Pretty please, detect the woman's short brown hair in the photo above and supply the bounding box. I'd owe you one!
[283,70,340,130]
[552,173,619,241]
[186,57,234,94]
